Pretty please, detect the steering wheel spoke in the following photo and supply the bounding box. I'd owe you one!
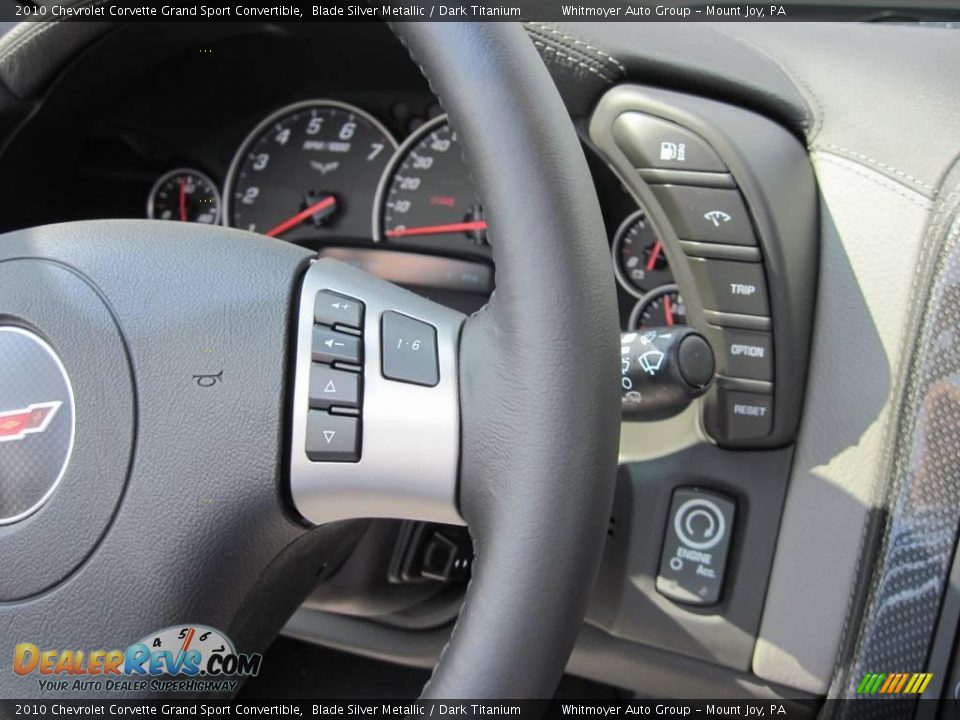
[289,258,465,526]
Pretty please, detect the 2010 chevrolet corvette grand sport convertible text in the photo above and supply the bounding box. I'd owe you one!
[0,5,958,719]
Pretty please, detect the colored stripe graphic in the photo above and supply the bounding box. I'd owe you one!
[879,674,897,693]
[857,672,932,694]
[857,673,885,694]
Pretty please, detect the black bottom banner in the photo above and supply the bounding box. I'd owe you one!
[1,699,958,720]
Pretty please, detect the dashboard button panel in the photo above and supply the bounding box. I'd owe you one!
[612,112,727,173]
[594,84,817,449]
[650,185,755,246]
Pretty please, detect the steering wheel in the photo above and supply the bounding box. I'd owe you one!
[0,23,620,698]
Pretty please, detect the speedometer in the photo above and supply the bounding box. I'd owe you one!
[373,115,486,248]
[224,100,397,242]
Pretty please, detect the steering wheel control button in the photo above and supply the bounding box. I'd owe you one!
[687,257,770,317]
[718,389,774,440]
[381,311,439,387]
[657,488,736,606]
[312,327,362,367]
[309,365,361,410]
[651,185,755,246]
[314,290,364,331]
[612,112,727,173]
[0,327,75,525]
[306,411,360,463]
[706,326,774,382]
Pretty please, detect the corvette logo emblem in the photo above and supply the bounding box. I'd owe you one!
[0,402,62,443]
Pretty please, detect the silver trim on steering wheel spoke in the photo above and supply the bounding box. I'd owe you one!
[289,257,465,526]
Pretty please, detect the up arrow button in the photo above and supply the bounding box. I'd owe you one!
[308,365,360,410]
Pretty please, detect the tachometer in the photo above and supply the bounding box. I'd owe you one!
[374,115,486,247]
[224,100,397,242]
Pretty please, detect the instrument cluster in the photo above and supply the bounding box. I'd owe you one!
[145,99,485,261]
[142,95,663,329]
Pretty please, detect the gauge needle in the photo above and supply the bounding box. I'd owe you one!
[646,240,664,271]
[384,220,488,239]
[663,295,675,327]
[266,196,337,238]
[178,179,187,222]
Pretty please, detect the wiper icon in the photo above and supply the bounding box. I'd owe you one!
[638,350,665,376]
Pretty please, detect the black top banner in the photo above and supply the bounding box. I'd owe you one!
[5,0,960,23]
[3,699,960,719]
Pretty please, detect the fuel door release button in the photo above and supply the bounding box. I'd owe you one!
[612,112,727,172]
[657,488,736,606]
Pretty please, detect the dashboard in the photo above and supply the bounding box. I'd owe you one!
[0,20,811,686]
[4,16,959,704]
[0,21,678,331]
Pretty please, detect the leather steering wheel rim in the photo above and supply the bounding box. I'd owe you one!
[396,23,621,697]
[0,22,620,699]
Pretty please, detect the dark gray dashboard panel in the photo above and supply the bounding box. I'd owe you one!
[590,85,818,449]
[585,83,817,677]
[282,608,817,703]
[587,446,792,671]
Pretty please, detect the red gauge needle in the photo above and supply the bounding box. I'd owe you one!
[646,240,664,271]
[384,220,487,239]
[663,295,675,327]
[178,178,187,222]
[266,196,337,238]
[180,627,195,654]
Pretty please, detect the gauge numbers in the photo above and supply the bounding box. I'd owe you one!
[374,115,486,248]
[225,100,397,242]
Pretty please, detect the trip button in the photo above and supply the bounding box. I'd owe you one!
[657,488,736,606]
[308,364,361,410]
[612,112,727,172]
[305,411,360,463]
[688,257,769,316]
[706,326,773,382]
[315,290,364,330]
[719,389,773,441]
[651,186,756,246]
